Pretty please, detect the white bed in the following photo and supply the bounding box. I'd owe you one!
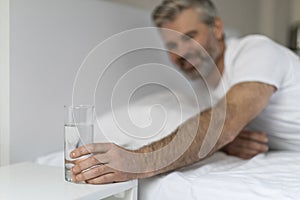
[139,151,300,200]
[37,91,300,199]
[37,150,300,200]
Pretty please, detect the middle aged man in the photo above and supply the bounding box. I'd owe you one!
[70,0,300,184]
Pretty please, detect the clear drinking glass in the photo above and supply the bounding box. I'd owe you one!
[64,105,94,182]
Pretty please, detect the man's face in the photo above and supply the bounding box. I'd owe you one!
[161,8,222,79]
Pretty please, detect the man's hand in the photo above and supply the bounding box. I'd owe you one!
[70,143,144,184]
[221,130,269,159]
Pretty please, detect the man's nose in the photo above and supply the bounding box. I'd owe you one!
[175,41,190,57]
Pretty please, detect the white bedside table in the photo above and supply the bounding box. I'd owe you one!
[0,162,137,200]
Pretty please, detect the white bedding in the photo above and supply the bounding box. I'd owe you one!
[37,91,300,199]
[139,151,300,200]
[36,151,300,199]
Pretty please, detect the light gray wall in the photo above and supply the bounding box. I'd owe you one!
[0,0,10,166]
[291,0,300,22]
[213,0,260,37]
[9,0,155,163]
[271,0,291,45]
[10,0,193,164]
[106,0,296,45]
[104,0,161,10]
[211,0,291,45]
[106,0,261,37]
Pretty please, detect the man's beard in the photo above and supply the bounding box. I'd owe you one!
[182,34,221,80]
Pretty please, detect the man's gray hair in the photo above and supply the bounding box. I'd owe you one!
[152,0,218,27]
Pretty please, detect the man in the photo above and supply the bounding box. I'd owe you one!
[70,0,300,184]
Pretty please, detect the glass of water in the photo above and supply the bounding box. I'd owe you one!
[64,105,94,183]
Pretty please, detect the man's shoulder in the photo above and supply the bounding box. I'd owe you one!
[240,34,272,42]
[225,34,280,60]
[227,34,275,50]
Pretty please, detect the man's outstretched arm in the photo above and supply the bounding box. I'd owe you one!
[70,82,275,184]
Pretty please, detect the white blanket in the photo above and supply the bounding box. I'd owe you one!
[139,151,300,200]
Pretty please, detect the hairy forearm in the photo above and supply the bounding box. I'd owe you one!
[135,99,240,178]
[134,82,274,178]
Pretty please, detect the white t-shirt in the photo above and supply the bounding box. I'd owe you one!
[221,35,300,151]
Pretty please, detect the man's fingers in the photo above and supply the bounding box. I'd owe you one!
[85,173,117,184]
[223,137,269,159]
[85,172,131,184]
[70,143,112,158]
[224,144,258,157]
[73,164,111,182]
[236,137,269,152]
[222,130,269,159]
[239,131,268,143]
[71,154,108,175]
[224,144,263,159]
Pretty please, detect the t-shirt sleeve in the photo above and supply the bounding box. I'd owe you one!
[229,36,286,90]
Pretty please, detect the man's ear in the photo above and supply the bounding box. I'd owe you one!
[213,17,224,40]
